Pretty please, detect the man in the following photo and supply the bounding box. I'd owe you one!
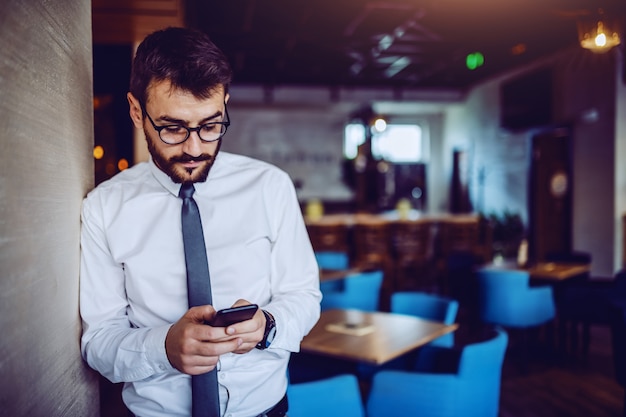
[80,27,321,417]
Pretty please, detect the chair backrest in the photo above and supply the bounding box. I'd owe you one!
[391,291,459,324]
[315,251,350,270]
[458,328,508,375]
[391,291,459,348]
[321,270,384,312]
[287,374,365,417]
[457,328,508,417]
[477,269,555,328]
[366,328,508,417]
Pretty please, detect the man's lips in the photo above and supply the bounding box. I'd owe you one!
[171,155,212,168]
[179,160,203,168]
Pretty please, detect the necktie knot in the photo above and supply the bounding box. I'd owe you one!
[179,183,195,200]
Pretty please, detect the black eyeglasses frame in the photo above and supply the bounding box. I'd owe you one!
[141,103,230,145]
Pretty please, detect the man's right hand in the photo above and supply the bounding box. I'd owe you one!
[165,305,243,375]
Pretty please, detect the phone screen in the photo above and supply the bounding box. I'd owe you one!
[208,304,259,327]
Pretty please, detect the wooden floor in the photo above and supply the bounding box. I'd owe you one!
[499,324,623,417]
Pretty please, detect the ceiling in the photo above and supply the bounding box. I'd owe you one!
[185,0,626,91]
[91,0,626,91]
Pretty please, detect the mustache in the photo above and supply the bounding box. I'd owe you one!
[169,153,214,163]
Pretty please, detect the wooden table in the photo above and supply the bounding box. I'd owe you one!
[319,268,365,283]
[526,262,590,282]
[300,309,458,365]
[305,211,480,226]
[482,261,590,282]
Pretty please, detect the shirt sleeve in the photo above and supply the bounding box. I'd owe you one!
[261,170,322,352]
[79,194,175,383]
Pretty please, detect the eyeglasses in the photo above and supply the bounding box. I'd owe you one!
[143,104,230,145]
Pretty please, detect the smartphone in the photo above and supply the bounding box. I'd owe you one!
[208,304,259,327]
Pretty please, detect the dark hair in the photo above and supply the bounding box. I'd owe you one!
[129,27,233,106]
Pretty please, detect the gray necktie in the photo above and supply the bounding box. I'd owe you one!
[179,183,220,417]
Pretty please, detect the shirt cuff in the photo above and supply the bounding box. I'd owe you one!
[144,324,176,374]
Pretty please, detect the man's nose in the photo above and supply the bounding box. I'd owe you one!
[182,130,203,156]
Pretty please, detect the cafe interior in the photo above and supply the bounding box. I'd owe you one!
[93,0,626,416]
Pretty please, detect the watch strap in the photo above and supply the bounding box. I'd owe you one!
[256,309,276,350]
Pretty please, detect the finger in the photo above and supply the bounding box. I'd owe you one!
[225,317,262,336]
[193,337,244,357]
[230,299,250,307]
[187,305,217,324]
[224,307,265,336]
[231,341,258,354]
[177,354,220,375]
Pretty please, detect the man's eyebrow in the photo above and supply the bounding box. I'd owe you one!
[157,110,223,125]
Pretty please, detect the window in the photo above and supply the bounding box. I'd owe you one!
[343,123,423,163]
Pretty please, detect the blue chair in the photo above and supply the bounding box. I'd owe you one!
[320,270,383,312]
[317,251,351,293]
[366,328,508,417]
[391,291,459,347]
[287,374,365,417]
[476,269,555,328]
[316,251,350,270]
[476,268,555,371]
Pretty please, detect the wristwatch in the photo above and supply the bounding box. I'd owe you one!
[256,310,276,350]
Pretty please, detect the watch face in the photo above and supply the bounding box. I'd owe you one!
[266,327,276,346]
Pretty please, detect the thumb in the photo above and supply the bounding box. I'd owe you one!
[187,304,217,324]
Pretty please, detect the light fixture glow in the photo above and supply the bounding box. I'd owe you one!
[578,18,621,53]
[373,118,387,133]
[93,145,104,160]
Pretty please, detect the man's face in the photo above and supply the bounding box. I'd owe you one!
[128,81,229,184]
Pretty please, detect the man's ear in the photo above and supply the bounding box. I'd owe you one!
[127,92,144,129]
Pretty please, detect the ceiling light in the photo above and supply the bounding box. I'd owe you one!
[577,14,621,53]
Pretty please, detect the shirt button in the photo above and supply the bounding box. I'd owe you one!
[219,373,226,380]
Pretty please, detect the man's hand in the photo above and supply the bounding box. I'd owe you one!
[165,305,241,375]
[220,299,266,354]
[165,299,267,375]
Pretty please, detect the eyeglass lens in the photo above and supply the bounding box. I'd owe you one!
[159,123,227,144]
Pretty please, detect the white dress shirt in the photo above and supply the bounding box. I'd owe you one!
[80,152,321,417]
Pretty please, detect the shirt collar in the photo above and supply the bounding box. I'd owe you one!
[148,157,216,197]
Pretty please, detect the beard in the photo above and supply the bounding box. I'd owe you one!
[145,129,221,184]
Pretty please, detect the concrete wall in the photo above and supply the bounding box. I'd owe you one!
[0,1,99,415]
